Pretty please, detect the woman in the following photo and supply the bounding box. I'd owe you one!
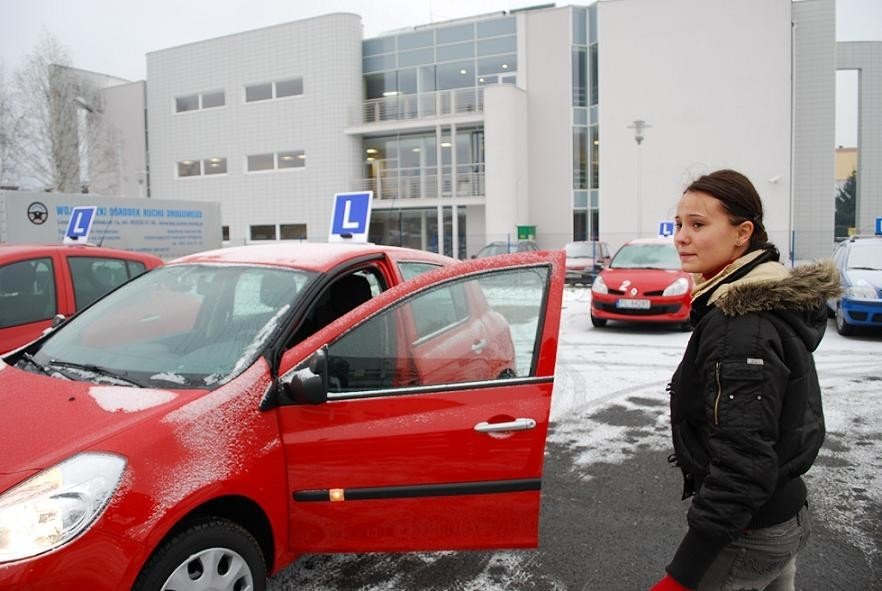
[650,169,841,591]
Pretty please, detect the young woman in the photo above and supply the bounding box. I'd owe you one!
[650,169,841,591]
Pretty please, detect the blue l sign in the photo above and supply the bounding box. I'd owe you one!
[875,217,882,235]
[658,221,675,237]
[63,206,98,244]
[329,192,373,243]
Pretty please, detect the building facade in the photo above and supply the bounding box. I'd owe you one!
[88,0,870,262]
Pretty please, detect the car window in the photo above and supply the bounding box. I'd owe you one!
[398,261,443,281]
[846,243,882,269]
[68,257,134,311]
[127,260,148,278]
[0,258,56,328]
[324,265,549,394]
[35,265,315,388]
[610,243,680,270]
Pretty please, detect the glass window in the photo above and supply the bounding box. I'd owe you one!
[477,17,515,38]
[437,24,474,44]
[477,36,516,56]
[574,107,588,125]
[588,4,597,44]
[398,262,442,281]
[250,225,276,241]
[247,154,274,172]
[175,95,199,112]
[276,77,303,98]
[572,47,587,107]
[398,48,435,68]
[177,160,200,177]
[0,258,55,327]
[280,224,307,240]
[222,226,230,241]
[477,54,516,75]
[324,266,549,393]
[573,7,587,44]
[573,127,588,189]
[68,257,130,311]
[398,68,418,95]
[201,91,225,109]
[203,157,227,175]
[278,150,305,169]
[590,126,599,189]
[574,190,588,208]
[365,72,398,100]
[364,36,396,56]
[436,42,474,62]
[437,61,474,90]
[363,54,397,73]
[245,83,273,102]
[397,30,434,51]
[419,66,436,93]
[573,211,587,242]
[589,44,598,106]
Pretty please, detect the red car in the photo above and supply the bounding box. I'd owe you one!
[590,238,693,330]
[0,244,163,354]
[0,242,564,590]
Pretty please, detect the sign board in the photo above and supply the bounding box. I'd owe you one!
[658,221,675,238]
[63,206,97,244]
[329,191,373,243]
[876,217,882,235]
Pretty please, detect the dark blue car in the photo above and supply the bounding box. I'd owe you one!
[828,235,882,335]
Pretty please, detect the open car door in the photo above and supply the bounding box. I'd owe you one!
[274,250,564,553]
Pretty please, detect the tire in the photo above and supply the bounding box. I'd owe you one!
[133,517,266,591]
[835,304,856,336]
[590,314,607,328]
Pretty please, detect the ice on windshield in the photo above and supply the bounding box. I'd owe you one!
[847,244,882,270]
[611,243,681,270]
[33,264,315,389]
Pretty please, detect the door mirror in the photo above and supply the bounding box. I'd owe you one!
[281,347,329,405]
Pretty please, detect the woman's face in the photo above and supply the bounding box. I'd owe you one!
[675,190,752,275]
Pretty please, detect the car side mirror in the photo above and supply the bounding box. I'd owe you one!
[281,347,329,405]
[51,313,66,328]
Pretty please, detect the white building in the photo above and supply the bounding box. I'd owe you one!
[91,0,875,260]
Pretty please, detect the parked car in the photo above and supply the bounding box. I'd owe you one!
[0,244,163,354]
[827,234,882,335]
[474,239,540,258]
[564,240,612,286]
[590,237,692,330]
[0,242,565,590]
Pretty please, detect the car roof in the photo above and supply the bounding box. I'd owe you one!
[0,243,163,263]
[622,237,675,246]
[168,242,455,272]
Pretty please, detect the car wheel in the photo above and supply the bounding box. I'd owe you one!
[590,314,607,328]
[133,517,266,591]
[835,304,856,336]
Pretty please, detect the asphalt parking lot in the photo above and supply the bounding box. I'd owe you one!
[269,287,882,590]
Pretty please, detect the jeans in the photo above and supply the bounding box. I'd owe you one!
[698,504,811,591]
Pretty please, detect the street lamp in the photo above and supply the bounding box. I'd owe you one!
[627,119,651,236]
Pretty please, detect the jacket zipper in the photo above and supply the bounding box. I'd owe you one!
[713,361,722,425]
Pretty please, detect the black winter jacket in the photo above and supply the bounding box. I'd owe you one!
[665,248,841,589]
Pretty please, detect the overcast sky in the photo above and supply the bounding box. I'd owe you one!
[2,0,879,146]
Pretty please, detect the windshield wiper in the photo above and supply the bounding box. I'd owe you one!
[848,266,882,271]
[47,360,144,387]
[19,353,67,379]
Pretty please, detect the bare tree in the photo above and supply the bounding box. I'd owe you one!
[10,32,120,193]
[0,61,23,188]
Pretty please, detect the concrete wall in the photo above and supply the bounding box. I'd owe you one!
[97,81,148,199]
[597,0,793,259]
[146,13,363,244]
[484,84,529,243]
[793,0,836,258]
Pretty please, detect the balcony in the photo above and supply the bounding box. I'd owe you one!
[353,165,485,201]
[354,88,485,126]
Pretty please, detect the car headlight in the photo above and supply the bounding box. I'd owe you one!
[663,277,690,297]
[845,281,878,300]
[0,452,126,563]
[591,275,608,294]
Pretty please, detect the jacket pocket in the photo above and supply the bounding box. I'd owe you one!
[714,358,766,429]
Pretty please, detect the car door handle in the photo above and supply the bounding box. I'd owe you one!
[474,418,537,433]
[471,339,487,353]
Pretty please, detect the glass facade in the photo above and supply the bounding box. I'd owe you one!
[572,5,600,241]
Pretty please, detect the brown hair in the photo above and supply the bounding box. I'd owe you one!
[684,169,770,252]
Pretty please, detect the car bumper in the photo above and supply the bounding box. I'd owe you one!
[591,293,690,323]
[565,270,598,285]
[0,527,145,591]
[841,298,882,327]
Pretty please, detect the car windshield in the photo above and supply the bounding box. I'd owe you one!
[610,243,681,270]
[847,243,882,270]
[565,243,600,258]
[31,264,315,389]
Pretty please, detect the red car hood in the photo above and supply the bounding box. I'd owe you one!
[0,362,200,489]
[599,267,689,293]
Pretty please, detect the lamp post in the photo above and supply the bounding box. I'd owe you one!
[628,119,650,237]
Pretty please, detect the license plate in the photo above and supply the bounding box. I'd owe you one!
[616,298,650,310]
